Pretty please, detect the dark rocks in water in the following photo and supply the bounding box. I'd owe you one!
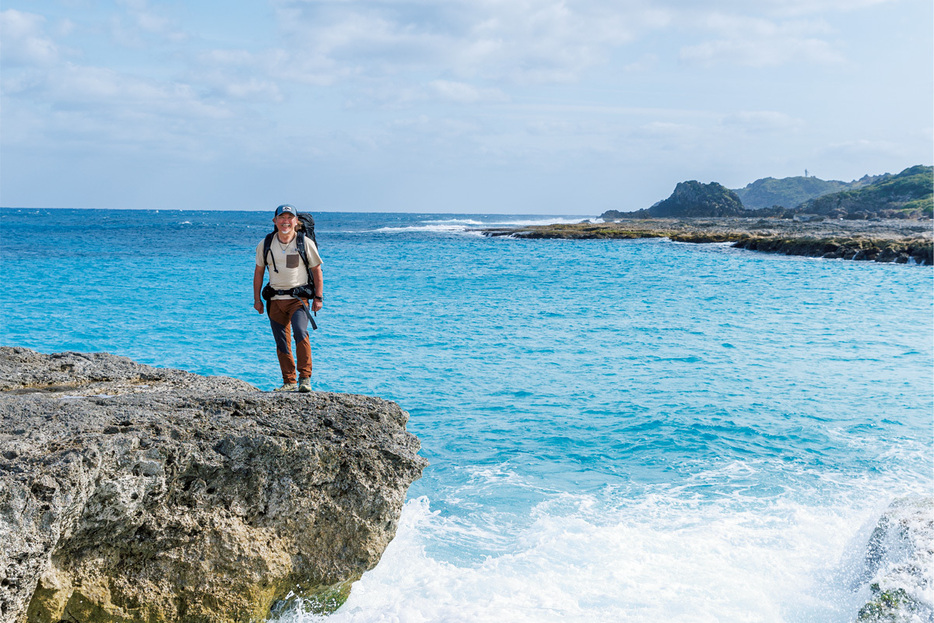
[0,347,427,623]
[855,497,933,622]
[478,217,932,265]
[733,236,933,265]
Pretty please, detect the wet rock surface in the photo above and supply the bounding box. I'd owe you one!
[856,497,933,622]
[480,218,933,264]
[0,347,427,623]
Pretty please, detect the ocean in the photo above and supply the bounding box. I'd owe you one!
[1,208,932,622]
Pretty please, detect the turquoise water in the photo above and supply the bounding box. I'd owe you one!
[2,208,932,621]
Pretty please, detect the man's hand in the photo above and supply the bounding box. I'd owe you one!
[311,298,323,312]
[254,300,264,314]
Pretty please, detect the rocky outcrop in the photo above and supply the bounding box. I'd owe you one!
[0,347,427,623]
[649,180,747,217]
[602,180,747,219]
[855,497,933,622]
[733,235,933,264]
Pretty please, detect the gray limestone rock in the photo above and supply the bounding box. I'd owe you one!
[0,347,427,623]
[856,496,933,622]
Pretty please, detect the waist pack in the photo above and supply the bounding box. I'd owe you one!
[261,284,316,300]
[261,284,318,330]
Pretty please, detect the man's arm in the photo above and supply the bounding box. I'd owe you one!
[253,264,266,314]
[311,265,323,312]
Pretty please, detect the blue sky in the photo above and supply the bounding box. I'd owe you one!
[1,0,931,214]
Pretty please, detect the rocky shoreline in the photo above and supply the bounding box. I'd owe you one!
[480,217,933,264]
[855,497,934,622]
[0,348,426,623]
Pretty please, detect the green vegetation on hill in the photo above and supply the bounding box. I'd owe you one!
[800,165,933,219]
[733,176,852,209]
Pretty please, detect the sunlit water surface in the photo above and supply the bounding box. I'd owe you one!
[2,209,931,622]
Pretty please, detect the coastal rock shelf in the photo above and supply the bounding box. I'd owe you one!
[0,347,427,623]
[856,497,934,622]
[481,218,933,265]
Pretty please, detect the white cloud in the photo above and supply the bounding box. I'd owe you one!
[679,14,844,66]
[630,121,696,139]
[391,114,481,139]
[452,0,651,82]
[821,139,904,159]
[680,37,841,67]
[1,7,229,134]
[2,51,227,122]
[754,0,894,18]
[192,50,285,101]
[110,0,187,47]
[221,77,281,100]
[653,0,894,18]
[269,0,671,86]
[721,111,804,133]
[623,53,659,72]
[0,9,59,66]
[430,80,508,104]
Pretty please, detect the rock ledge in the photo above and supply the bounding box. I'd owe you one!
[0,347,427,623]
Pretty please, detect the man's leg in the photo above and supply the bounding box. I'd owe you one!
[269,300,296,384]
[291,304,313,381]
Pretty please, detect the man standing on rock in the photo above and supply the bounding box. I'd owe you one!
[253,204,323,392]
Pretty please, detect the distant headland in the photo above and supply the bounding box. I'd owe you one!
[481,165,933,264]
[601,165,932,221]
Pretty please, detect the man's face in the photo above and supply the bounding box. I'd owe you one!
[275,213,297,234]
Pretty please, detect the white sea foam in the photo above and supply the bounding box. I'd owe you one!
[274,493,889,623]
[372,223,484,235]
[371,216,597,236]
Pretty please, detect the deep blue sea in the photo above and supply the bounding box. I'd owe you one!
[1,208,932,622]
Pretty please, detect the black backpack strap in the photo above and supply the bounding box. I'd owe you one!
[293,232,316,295]
[297,297,317,331]
[294,231,307,263]
[262,232,278,273]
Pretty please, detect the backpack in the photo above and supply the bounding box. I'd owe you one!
[296,213,317,249]
[262,212,318,276]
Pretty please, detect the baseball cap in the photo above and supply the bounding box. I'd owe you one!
[275,204,297,217]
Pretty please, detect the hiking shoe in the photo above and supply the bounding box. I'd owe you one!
[298,377,312,393]
[275,382,298,392]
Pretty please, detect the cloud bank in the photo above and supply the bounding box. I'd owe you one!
[0,0,929,212]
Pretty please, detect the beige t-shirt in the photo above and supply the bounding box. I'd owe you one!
[256,235,322,299]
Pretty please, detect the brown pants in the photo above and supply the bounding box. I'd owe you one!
[268,298,312,383]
